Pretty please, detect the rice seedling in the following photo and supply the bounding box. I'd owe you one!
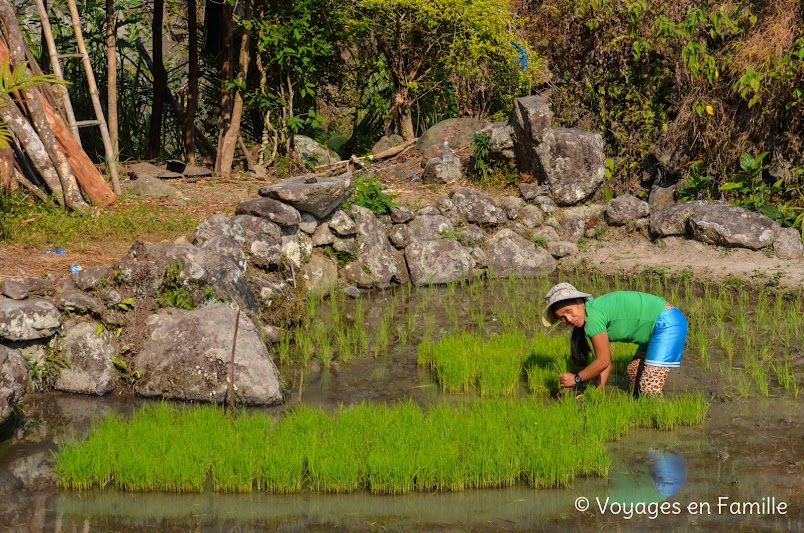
[277,330,292,366]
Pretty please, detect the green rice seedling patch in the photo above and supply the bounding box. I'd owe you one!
[55,391,708,494]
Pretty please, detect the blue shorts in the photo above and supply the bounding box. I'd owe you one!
[636,307,688,368]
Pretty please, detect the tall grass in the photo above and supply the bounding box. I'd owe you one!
[55,390,708,494]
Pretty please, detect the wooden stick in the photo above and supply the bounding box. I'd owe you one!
[227,307,241,410]
[14,168,49,202]
[238,135,256,171]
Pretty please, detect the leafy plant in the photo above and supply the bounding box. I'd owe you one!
[343,175,397,215]
[158,261,195,310]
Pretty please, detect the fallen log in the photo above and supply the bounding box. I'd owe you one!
[14,168,48,202]
[368,138,417,162]
[38,92,116,206]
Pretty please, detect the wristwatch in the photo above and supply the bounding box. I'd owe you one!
[574,374,583,385]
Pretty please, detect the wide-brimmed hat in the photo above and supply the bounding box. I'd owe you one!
[541,282,592,327]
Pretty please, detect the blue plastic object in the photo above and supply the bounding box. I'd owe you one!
[510,40,528,72]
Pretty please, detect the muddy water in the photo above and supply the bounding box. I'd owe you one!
[1,279,803,532]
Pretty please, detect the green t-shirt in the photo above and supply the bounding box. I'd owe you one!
[584,292,666,345]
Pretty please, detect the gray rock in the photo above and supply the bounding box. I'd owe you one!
[421,157,462,184]
[72,265,112,292]
[531,225,562,243]
[294,134,340,166]
[300,250,338,295]
[533,195,556,214]
[390,206,414,224]
[773,227,804,259]
[259,172,353,219]
[200,235,247,272]
[53,291,103,315]
[281,230,313,270]
[648,181,677,210]
[135,304,282,405]
[606,194,650,226]
[56,278,78,292]
[483,228,557,278]
[388,224,409,249]
[687,202,779,250]
[546,241,579,259]
[22,278,53,297]
[261,324,282,344]
[231,215,283,269]
[518,204,545,229]
[348,205,409,287]
[562,215,586,242]
[449,187,507,225]
[407,215,454,242]
[536,128,605,206]
[0,280,28,300]
[7,450,54,490]
[416,117,489,160]
[510,96,553,176]
[99,288,123,307]
[479,121,515,161]
[416,206,441,217]
[377,214,393,229]
[191,214,243,247]
[372,134,404,155]
[249,274,290,308]
[235,198,301,227]
[146,244,259,315]
[436,197,463,226]
[328,210,358,236]
[311,224,335,246]
[405,239,474,286]
[342,286,361,299]
[499,196,525,220]
[174,235,191,245]
[54,320,117,396]
[0,345,28,423]
[299,212,319,234]
[470,246,488,269]
[519,183,550,201]
[457,224,486,247]
[333,236,359,255]
[341,262,376,289]
[649,200,707,237]
[125,174,188,200]
[0,299,61,341]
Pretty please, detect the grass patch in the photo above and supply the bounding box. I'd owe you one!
[55,391,708,494]
[0,193,199,249]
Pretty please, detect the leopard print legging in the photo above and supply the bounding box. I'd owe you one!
[627,357,670,397]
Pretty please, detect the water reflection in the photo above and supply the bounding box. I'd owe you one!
[608,449,687,504]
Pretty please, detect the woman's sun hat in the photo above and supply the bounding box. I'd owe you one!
[541,282,593,328]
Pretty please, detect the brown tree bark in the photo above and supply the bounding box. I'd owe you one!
[216,0,251,177]
[146,0,165,158]
[0,98,64,205]
[183,0,198,165]
[214,3,234,175]
[106,0,118,156]
[0,1,87,209]
[0,144,14,191]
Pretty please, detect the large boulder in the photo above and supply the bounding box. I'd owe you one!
[773,227,804,259]
[125,174,188,200]
[606,194,650,226]
[510,96,553,176]
[199,235,247,272]
[0,299,61,341]
[449,187,507,225]
[348,206,409,288]
[54,320,117,396]
[134,304,282,405]
[482,229,557,278]
[536,128,606,206]
[405,239,474,286]
[232,215,283,269]
[649,201,707,237]
[478,121,516,162]
[293,134,340,166]
[259,173,353,219]
[687,203,779,250]
[0,345,28,424]
[235,198,301,227]
[407,215,454,242]
[371,134,404,155]
[416,117,489,160]
[191,214,243,247]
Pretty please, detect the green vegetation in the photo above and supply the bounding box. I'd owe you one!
[0,193,199,249]
[343,174,397,215]
[55,391,707,493]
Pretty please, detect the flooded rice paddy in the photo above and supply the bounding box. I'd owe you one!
[1,270,802,531]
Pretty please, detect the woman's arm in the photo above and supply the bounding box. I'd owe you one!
[559,332,612,387]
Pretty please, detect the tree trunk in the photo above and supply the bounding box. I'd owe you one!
[106,0,118,156]
[0,97,64,205]
[393,87,414,140]
[146,0,165,158]
[0,0,86,210]
[183,0,198,165]
[216,0,251,177]
[0,145,14,191]
[214,3,234,175]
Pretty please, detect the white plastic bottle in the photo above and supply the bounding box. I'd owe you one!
[442,136,452,162]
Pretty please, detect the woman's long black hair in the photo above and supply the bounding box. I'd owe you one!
[570,327,591,367]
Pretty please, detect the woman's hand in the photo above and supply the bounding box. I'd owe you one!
[558,372,577,388]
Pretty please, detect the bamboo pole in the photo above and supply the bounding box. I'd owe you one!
[65,0,121,195]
